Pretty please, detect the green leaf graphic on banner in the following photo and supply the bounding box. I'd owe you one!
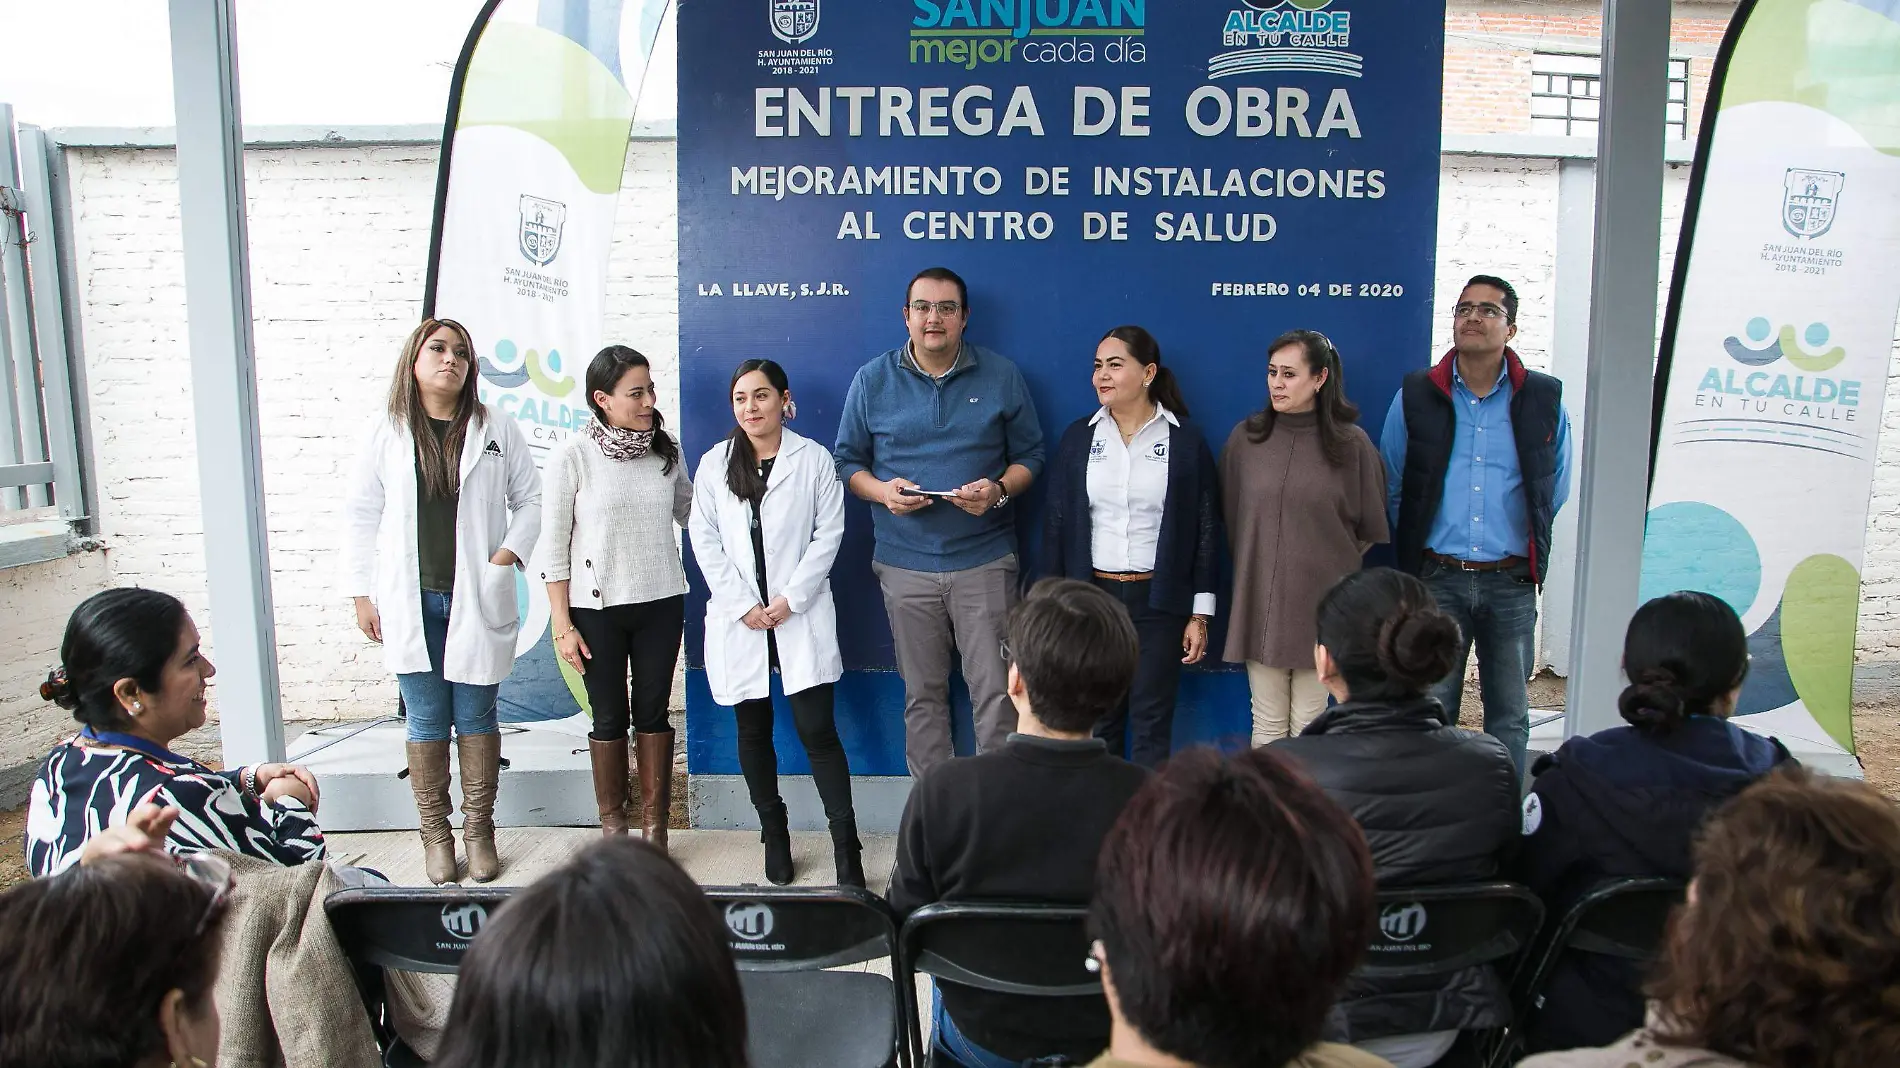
[1722,0,1900,155]
[459,21,637,194]
[1781,553,1860,752]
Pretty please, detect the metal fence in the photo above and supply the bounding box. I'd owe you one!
[0,102,91,562]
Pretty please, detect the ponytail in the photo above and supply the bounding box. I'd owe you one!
[1148,365,1191,420]
[1100,325,1191,419]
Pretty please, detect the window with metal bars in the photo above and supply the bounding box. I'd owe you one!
[1530,53,1691,140]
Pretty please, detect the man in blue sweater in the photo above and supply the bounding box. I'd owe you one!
[835,266,1046,773]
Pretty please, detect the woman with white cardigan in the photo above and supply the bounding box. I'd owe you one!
[689,359,862,887]
[533,345,693,851]
[342,318,542,885]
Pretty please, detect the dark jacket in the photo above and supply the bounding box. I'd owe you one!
[1042,414,1221,618]
[889,734,1150,1063]
[1512,717,1792,1052]
[1396,348,1563,582]
[1275,696,1521,1040]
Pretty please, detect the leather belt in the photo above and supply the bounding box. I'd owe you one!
[1093,570,1153,583]
[1425,551,1524,573]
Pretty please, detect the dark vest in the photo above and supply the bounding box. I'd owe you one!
[1395,348,1562,582]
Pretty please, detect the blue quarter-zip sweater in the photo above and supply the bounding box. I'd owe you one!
[834,342,1046,572]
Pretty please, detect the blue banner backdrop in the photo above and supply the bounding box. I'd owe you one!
[679,0,1445,776]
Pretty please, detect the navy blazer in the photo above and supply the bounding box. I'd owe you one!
[1041,413,1221,617]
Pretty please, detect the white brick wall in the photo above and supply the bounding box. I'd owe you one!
[56,141,681,728]
[9,143,1898,756]
[0,552,111,774]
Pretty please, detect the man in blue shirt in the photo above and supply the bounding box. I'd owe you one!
[1379,275,1572,776]
[835,267,1045,773]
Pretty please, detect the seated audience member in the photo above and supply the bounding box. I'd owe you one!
[0,850,234,1068]
[1513,591,1793,1052]
[1274,567,1518,1067]
[1086,746,1388,1068]
[26,588,324,875]
[1520,768,1900,1068]
[431,837,747,1068]
[889,577,1153,1068]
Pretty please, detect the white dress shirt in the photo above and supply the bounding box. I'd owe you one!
[1085,404,1216,616]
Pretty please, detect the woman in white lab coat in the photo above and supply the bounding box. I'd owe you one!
[342,317,542,885]
[689,359,860,887]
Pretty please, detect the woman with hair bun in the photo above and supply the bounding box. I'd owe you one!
[1274,567,1518,1068]
[26,588,325,877]
[1510,591,1791,1055]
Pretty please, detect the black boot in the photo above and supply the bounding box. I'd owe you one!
[830,815,865,888]
[758,802,794,886]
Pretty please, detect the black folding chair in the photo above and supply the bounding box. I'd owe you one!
[702,884,911,1068]
[898,901,1099,1067]
[1353,882,1545,1068]
[1491,877,1686,1067]
[324,885,518,1067]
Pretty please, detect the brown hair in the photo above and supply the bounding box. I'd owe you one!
[1005,578,1140,733]
[1091,747,1375,1068]
[1648,768,1900,1066]
[0,853,227,1066]
[389,317,481,500]
[1245,329,1361,466]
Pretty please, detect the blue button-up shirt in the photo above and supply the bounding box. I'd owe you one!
[1378,361,1573,562]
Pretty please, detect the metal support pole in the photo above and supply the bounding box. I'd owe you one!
[1564,0,1671,737]
[18,126,88,522]
[0,103,44,509]
[1540,158,1599,679]
[169,0,286,764]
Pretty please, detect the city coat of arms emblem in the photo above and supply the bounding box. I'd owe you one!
[770,0,819,44]
[1782,168,1844,239]
[518,194,566,266]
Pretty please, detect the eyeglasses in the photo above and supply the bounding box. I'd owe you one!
[999,637,1012,665]
[1452,302,1507,321]
[172,852,235,937]
[907,300,964,318]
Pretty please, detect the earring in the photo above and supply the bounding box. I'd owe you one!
[132,701,143,713]
[785,399,798,420]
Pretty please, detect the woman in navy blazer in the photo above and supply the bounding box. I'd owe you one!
[1042,325,1221,767]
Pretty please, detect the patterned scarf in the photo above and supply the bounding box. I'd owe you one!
[588,418,655,462]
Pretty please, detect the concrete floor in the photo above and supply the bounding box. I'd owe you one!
[327,826,899,892]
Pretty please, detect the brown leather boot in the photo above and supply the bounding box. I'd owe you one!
[589,736,632,836]
[405,740,457,885]
[635,729,674,854]
[457,732,503,883]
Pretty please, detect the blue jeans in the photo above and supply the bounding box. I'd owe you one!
[1422,561,1536,778]
[931,985,1018,1068]
[397,590,501,742]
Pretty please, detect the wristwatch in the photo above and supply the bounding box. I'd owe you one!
[989,477,1011,509]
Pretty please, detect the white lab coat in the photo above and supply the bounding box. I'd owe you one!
[340,405,542,685]
[689,429,845,705]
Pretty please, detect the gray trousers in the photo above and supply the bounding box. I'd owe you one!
[872,553,1020,775]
